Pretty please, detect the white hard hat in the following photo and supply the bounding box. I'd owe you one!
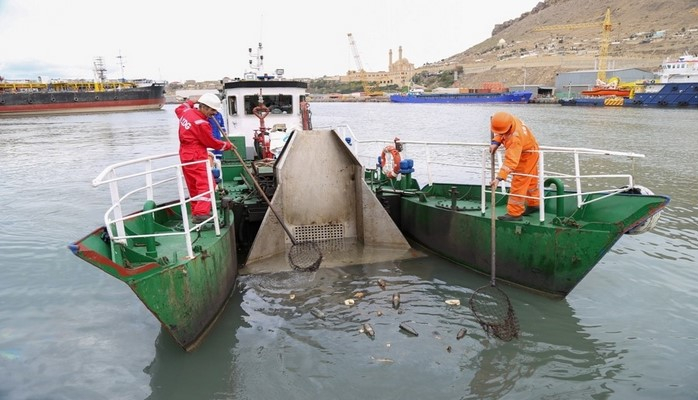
[198,93,222,113]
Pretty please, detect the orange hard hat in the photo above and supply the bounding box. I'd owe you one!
[491,112,514,134]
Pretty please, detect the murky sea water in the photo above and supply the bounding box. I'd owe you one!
[1,103,696,399]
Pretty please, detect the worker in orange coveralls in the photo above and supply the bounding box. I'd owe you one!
[175,93,234,224]
[488,111,540,221]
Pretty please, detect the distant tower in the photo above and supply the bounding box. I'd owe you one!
[389,49,393,71]
[399,46,403,60]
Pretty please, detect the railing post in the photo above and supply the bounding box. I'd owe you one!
[206,160,221,236]
[538,151,545,223]
[481,148,487,215]
[145,159,154,201]
[574,151,583,208]
[107,170,127,244]
[425,143,434,186]
[176,164,195,259]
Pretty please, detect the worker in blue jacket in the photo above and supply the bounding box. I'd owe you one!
[209,111,226,160]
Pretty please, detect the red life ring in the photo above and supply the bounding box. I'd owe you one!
[380,145,401,178]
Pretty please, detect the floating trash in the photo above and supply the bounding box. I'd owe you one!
[392,293,401,309]
[362,323,375,338]
[399,322,419,336]
[310,308,326,320]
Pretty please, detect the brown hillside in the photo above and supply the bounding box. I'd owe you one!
[446,0,698,88]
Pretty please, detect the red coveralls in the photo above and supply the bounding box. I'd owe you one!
[492,116,540,217]
[174,100,230,217]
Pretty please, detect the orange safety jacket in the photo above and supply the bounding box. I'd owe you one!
[492,116,539,181]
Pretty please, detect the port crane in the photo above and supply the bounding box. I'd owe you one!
[346,33,383,96]
[533,7,612,82]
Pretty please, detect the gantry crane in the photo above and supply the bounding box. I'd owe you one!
[347,33,383,96]
[533,7,612,82]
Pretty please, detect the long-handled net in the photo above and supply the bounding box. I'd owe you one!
[469,284,519,341]
[468,147,520,341]
[213,119,322,271]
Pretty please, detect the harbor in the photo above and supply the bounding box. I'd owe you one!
[2,1,698,399]
[1,102,696,398]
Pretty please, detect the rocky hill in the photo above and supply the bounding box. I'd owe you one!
[446,0,698,87]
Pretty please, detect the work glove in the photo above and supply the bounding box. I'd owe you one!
[223,142,235,151]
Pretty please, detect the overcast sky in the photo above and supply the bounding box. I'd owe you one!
[0,0,541,82]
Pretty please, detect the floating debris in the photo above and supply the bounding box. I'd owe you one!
[362,323,375,338]
[289,294,296,300]
[310,308,326,320]
[375,310,383,317]
[370,356,394,364]
[456,328,467,340]
[392,293,401,309]
[377,279,387,290]
[344,299,355,306]
[353,291,366,299]
[399,322,419,336]
[445,299,460,306]
[447,345,452,353]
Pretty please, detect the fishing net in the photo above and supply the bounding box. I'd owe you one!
[288,241,323,272]
[469,284,520,341]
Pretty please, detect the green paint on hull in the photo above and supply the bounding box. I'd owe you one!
[73,203,238,351]
[379,182,669,297]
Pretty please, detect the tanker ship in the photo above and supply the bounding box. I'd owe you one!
[0,58,165,117]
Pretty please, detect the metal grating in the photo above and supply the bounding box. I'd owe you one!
[294,223,345,242]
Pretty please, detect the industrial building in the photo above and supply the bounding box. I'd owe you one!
[554,68,654,98]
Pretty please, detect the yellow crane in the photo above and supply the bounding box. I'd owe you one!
[346,33,383,96]
[533,7,612,82]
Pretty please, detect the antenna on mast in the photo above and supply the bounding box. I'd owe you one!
[116,51,126,82]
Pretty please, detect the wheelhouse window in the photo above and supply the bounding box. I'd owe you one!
[243,94,293,115]
[226,95,238,116]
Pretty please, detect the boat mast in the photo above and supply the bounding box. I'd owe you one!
[93,57,107,92]
[116,51,126,82]
[246,43,264,80]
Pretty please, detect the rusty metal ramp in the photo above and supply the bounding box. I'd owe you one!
[241,129,421,275]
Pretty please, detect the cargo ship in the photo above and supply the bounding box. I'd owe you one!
[391,81,532,104]
[390,90,533,104]
[560,52,698,108]
[0,58,166,117]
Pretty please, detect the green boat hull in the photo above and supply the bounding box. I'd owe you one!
[377,182,669,297]
[71,204,238,351]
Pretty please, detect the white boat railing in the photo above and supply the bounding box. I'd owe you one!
[333,125,645,222]
[92,152,221,260]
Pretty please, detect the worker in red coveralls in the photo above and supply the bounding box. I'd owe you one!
[175,93,234,224]
[489,111,540,221]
